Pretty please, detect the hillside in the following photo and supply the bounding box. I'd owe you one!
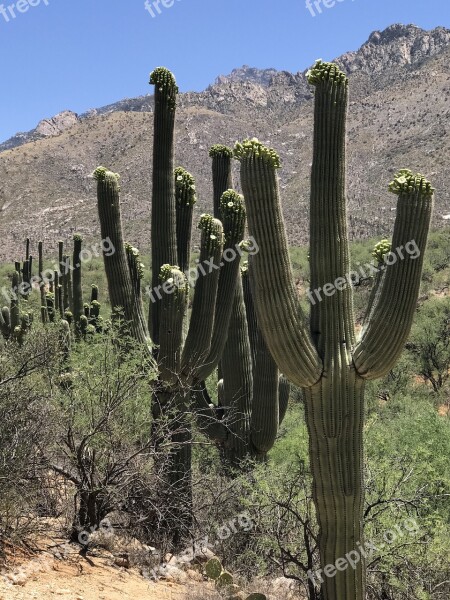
[1,23,450,260]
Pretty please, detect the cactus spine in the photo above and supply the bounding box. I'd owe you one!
[235,60,434,600]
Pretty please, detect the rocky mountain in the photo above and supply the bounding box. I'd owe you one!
[1,23,449,260]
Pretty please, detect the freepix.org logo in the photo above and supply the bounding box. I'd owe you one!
[144,0,182,19]
[0,0,49,23]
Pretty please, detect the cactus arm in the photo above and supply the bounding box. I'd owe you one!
[38,241,47,324]
[278,375,290,425]
[94,167,151,346]
[66,256,73,314]
[149,67,178,344]
[57,285,63,317]
[158,266,188,386]
[250,320,281,455]
[241,262,258,368]
[361,240,391,332]
[308,62,355,355]
[194,191,246,383]
[220,275,253,465]
[10,271,20,332]
[354,171,434,379]
[235,139,322,388]
[46,292,55,323]
[58,241,65,316]
[90,284,99,303]
[0,308,10,339]
[125,244,150,345]
[175,167,196,274]
[242,260,282,455]
[181,216,224,378]
[72,234,83,330]
[54,270,62,318]
[209,145,233,218]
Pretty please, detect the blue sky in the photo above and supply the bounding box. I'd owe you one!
[0,0,449,142]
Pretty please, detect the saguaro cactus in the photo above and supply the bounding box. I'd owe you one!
[72,234,84,331]
[234,61,434,600]
[149,67,178,345]
[0,270,32,344]
[192,147,290,467]
[95,166,245,546]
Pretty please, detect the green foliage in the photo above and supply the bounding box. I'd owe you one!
[407,297,450,393]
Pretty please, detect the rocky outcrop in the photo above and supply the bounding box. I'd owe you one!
[336,24,450,74]
[35,110,79,137]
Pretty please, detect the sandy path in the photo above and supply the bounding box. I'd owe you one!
[0,545,208,600]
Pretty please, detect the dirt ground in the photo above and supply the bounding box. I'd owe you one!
[0,539,213,600]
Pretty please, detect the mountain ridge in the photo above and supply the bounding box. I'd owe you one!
[1,23,449,260]
[3,23,449,152]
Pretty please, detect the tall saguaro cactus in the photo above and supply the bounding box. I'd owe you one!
[150,67,178,345]
[235,61,434,600]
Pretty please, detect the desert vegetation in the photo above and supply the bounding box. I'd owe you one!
[0,63,448,600]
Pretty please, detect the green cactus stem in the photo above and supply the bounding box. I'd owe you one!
[94,167,151,348]
[159,265,188,386]
[46,292,56,323]
[234,138,322,388]
[235,60,433,600]
[125,244,149,344]
[38,241,47,324]
[195,191,246,383]
[174,167,196,274]
[90,284,99,303]
[59,319,71,365]
[54,271,62,318]
[149,67,178,345]
[354,169,434,378]
[205,558,223,580]
[72,234,84,331]
[209,145,233,218]
[220,275,252,465]
[181,215,224,378]
[243,261,285,455]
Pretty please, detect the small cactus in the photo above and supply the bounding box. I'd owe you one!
[205,558,222,580]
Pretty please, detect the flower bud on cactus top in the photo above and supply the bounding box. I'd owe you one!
[209,144,233,159]
[73,233,83,243]
[198,214,223,254]
[220,189,245,216]
[93,166,120,183]
[372,239,392,264]
[306,59,348,86]
[150,67,178,110]
[125,244,145,280]
[234,138,281,169]
[220,190,246,244]
[388,169,435,196]
[159,264,188,295]
[174,167,197,206]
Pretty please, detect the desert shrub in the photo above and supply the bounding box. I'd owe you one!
[0,326,59,547]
